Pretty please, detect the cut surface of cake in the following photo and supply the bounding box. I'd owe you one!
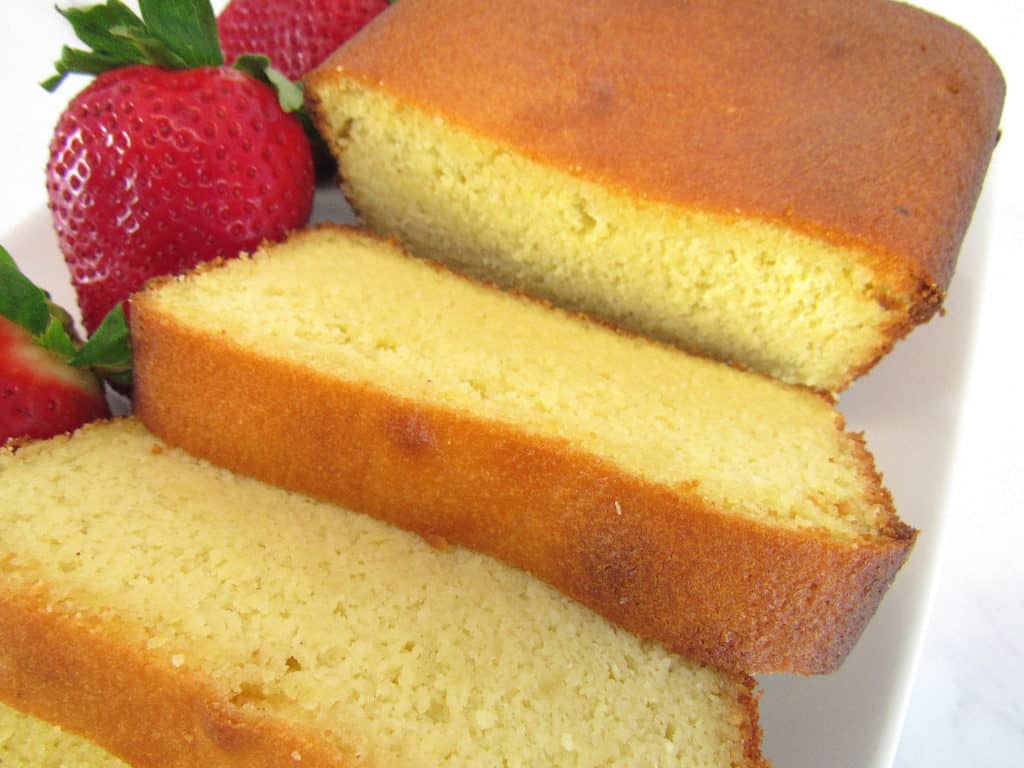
[132,226,915,674]
[0,701,130,768]
[0,419,766,768]
[306,0,1004,391]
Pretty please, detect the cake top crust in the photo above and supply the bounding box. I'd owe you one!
[316,0,1004,292]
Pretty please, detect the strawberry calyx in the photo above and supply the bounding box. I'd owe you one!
[0,246,131,389]
[43,0,303,116]
[43,0,222,90]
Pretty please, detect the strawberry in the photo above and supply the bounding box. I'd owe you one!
[1,247,131,445]
[218,0,392,80]
[0,318,108,444]
[44,0,315,333]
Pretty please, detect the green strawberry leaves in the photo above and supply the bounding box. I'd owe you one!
[232,54,305,112]
[71,306,132,387]
[45,0,151,91]
[43,0,307,120]
[137,0,222,69]
[44,0,223,91]
[0,246,51,335]
[0,245,132,386]
[35,307,79,359]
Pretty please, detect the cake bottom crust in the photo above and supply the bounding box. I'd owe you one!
[0,591,359,768]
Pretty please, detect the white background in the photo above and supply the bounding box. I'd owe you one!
[881,3,1024,766]
[0,1,1020,765]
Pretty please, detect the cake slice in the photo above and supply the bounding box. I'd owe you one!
[306,0,1004,391]
[132,225,915,675]
[0,702,130,768]
[0,419,766,767]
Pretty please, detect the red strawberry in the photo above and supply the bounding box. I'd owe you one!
[44,0,315,333]
[218,0,391,80]
[1,247,131,445]
[47,66,314,332]
[0,317,108,444]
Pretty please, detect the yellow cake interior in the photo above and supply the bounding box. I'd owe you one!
[0,702,129,768]
[0,420,755,767]
[313,81,908,391]
[143,227,890,539]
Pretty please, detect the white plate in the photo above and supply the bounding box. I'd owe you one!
[2,179,992,767]
[758,184,992,766]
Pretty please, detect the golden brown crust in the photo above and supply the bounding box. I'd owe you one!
[310,0,1003,391]
[0,588,365,768]
[736,681,770,768]
[315,0,1003,297]
[131,272,916,675]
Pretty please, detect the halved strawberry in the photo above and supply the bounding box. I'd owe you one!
[0,318,108,444]
[0,247,130,445]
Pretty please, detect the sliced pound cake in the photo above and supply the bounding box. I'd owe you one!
[0,702,130,768]
[0,419,766,768]
[132,226,916,674]
[306,0,1004,391]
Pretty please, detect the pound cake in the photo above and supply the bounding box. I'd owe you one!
[306,0,1004,391]
[0,702,129,768]
[132,226,915,675]
[0,419,766,767]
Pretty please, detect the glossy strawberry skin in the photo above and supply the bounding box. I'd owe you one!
[0,317,109,444]
[218,0,390,80]
[47,65,314,332]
